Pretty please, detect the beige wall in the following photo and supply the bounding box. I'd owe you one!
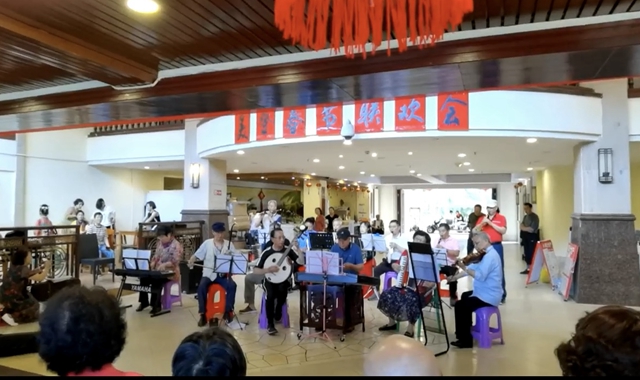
[327,187,370,221]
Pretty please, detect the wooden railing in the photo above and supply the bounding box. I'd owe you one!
[135,221,205,261]
[88,120,184,137]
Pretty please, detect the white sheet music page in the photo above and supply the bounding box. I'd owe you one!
[306,250,340,275]
[123,249,150,270]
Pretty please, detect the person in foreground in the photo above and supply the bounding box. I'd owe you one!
[172,327,247,376]
[363,335,442,376]
[253,228,298,335]
[329,227,364,333]
[447,231,503,349]
[188,222,239,327]
[38,285,142,376]
[555,305,640,376]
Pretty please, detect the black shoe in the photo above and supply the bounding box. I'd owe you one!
[150,307,161,315]
[520,269,530,275]
[274,313,282,323]
[136,304,148,312]
[404,331,415,338]
[198,314,207,327]
[501,298,506,304]
[209,318,219,327]
[315,326,322,332]
[267,326,278,335]
[451,340,473,349]
[378,323,397,331]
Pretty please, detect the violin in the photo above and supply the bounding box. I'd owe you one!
[460,247,487,265]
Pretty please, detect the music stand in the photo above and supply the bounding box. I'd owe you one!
[407,242,450,356]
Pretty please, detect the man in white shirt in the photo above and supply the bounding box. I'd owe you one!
[188,222,239,327]
[94,198,115,229]
[373,220,408,288]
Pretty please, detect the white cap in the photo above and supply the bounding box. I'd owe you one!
[487,199,498,208]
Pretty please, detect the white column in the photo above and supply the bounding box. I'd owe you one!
[14,135,26,226]
[575,79,631,214]
[378,184,397,224]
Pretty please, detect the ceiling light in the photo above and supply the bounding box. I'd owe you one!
[339,155,343,158]
[527,167,533,171]
[417,174,422,177]
[371,152,378,158]
[339,166,345,169]
[463,162,470,166]
[370,174,375,177]
[360,171,365,175]
[408,152,413,155]
[343,140,352,146]
[237,150,245,155]
[233,169,239,173]
[526,138,538,143]
[344,178,348,181]
[236,177,240,180]
[311,172,316,175]
[260,176,264,179]
[357,181,361,183]
[468,169,475,172]
[313,158,320,163]
[409,170,415,174]
[291,177,295,180]
[126,0,159,14]
[144,166,150,169]
[457,153,466,158]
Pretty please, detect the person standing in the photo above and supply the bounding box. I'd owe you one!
[473,199,507,304]
[435,224,461,305]
[325,207,338,232]
[519,202,540,275]
[466,204,484,255]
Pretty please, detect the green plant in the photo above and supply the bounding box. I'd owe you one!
[279,191,303,221]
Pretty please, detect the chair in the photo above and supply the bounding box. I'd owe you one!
[471,306,504,349]
[78,234,115,285]
[161,279,183,310]
[205,283,226,324]
[258,293,290,329]
[382,271,398,291]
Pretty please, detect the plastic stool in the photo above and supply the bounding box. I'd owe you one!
[161,280,183,310]
[258,293,290,329]
[438,273,450,298]
[205,284,227,323]
[471,306,504,349]
[382,271,398,291]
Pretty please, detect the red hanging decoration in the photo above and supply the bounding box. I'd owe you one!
[274,0,474,59]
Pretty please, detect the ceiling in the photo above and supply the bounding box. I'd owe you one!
[95,159,183,172]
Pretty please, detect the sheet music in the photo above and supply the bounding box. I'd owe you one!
[361,233,387,251]
[123,249,151,270]
[407,253,439,282]
[214,254,249,275]
[432,248,449,267]
[305,250,341,275]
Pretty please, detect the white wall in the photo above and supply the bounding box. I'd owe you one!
[20,129,172,231]
[86,130,185,165]
[496,183,518,242]
[0,139,17,227]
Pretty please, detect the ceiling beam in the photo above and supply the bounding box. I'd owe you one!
[0,9,158,85]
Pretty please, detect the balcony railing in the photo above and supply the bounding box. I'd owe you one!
[88,120,184,137]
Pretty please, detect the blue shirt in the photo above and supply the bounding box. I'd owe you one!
[297,230,315,250]
[330,243,363,274]
[467,245,503,306]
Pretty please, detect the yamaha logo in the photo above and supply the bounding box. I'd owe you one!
[131,285,151,293]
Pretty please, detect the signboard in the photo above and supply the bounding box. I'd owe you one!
[559,243,579,301]
[394,96,426,131]
[354,99,384,133]
[256,109,276,141]
[437,92,469,131]
[234,113,250,144]
[526,239,560,288]
[315,104,342,136]
[214,189,222,196]
[282,107,306,138]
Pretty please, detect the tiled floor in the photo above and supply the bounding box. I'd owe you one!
[0,238,606,376]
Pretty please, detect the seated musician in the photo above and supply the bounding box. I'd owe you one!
[85,212,114,260]
[0,245,51,326]
[377,230,436,338]
[447,231,503,349]
[435,223,461,305]
[297,218,316,250]
[137,225,183,315]
[373,220,408,292]
[330,227,364,333]
[253,228,298,336]
[188,222,239,327]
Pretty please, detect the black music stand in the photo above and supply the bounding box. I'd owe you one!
[407,242,450,356]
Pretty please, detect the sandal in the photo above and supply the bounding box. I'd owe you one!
[404,331,415,338]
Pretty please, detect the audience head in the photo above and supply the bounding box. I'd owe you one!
[76,210,85,221]
[10,245,31,266]
[145,201,157,213]
[156,225,174,244]
[438,223,450,238]
[38,286,126,376]
[329,207,335,215]
[359,221,370,234]
[524,202,533,214]
[314,207,323,216]
[270,228,285,249]
[303,217,315,230]
[73,198,84,209]
[474,204,482,214]
[412,229,430,244]
[336,227,351,249]
[39,204,50,217]
[555,305,640,376]
[472,231,491,251]
[388,219,400,235]
[96,198,106,210]
[332,218,343,231]
[364,335,442,376]
[172,327,246,376]
[486,199,498,215]
[93,212,103,224]
[212,222,226,241]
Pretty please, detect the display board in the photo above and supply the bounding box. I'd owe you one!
[526,240,560,289]
[558,243,579,301]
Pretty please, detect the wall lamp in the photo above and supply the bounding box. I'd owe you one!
[190,163,201,189]
[598,148,613,184]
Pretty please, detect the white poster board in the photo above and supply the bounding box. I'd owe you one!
[558,244,579,301]
[525,240,561,289]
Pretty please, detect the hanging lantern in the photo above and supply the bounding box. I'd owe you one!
[306,181,313,188]
[305,181,313,194]
[274,0,474,59]
[366,189,371,193]
[342,186,348,192]
[316,182,322,188]
[294,180,301,186]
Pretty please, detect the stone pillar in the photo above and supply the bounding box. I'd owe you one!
[571,79,640,306]
[180,119,229,239]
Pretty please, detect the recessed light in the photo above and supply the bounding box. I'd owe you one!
[527,167,533,171]
[236,177,240,179]
[526,138,538,143]
[458,153,466,158]
[339,166,345,169]
[357,181,361,183]
[343,140,353,145]
[468,169,475,172]
[371,152,378,158]
[344,178,348,181]
[126,0,159,14]
[237,150,245,155]
[313,158,320,163]
[463,162,470,166]
[291,177,295,180]
[370,174,375,177]
[233,169,239,173]
[311,172,316,175]
[260,176,264,179]
[360,171,365,175]
[339,155,343,158]
[408,152,413,155]
[144,166,150,169]
[409,170,415,174]
[417,174,422,177]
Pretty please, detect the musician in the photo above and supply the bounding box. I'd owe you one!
[330,227,364,332]
[297,217,316,251]
[261,200,282,232]
[188,222,239,327]
[466,204,484,254]
[372,214,384,234]
[435,224,461,304]
[137,225,183,315]
[473,199,507,304]
[373,220,408,288]
[253,228,298,335]
[85,212,114,260]
[447,231,503,349]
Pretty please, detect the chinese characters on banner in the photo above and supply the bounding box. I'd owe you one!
[437,93,469,131]
[282,107,307,138]
[234,113,250,144]
[315,104,343,136]
[256,109,276,141]
[394,97,426,131]
[354,100,384,133]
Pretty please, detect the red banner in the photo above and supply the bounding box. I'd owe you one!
[315,103,343,136]
[234,113,250,144]
[394,96,426,131]
[354,100,384,133]
[256,109,276,141]
[282,107,307,138]
[437,93,469,131]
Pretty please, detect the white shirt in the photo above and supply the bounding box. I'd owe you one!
[193,239,239,281]
[385,233,408,261]
[95,206,115,228]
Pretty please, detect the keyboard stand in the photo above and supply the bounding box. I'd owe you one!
[115,274,132,311]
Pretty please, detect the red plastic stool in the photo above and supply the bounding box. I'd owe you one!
[205,283,226,325]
